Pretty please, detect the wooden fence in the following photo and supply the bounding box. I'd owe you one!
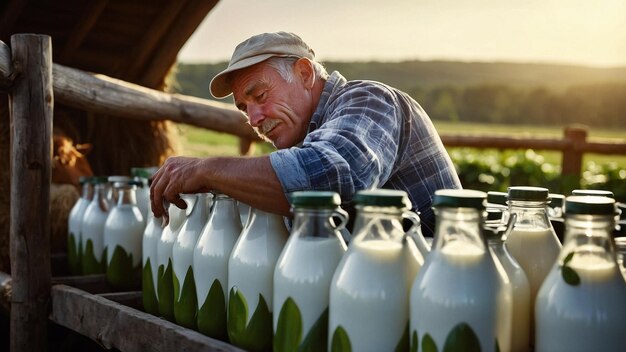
[0,33,625,351]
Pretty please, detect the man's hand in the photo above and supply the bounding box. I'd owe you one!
[149,156,211,220]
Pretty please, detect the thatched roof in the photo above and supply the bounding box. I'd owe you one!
[0,0,218,89]
[0,0,221,177]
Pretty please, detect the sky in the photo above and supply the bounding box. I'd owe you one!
[177,0,626,68]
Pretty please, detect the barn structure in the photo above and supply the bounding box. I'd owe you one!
[0,1,255,350]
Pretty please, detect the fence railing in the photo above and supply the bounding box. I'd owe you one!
[440,125,626,177]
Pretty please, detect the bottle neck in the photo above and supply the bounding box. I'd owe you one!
[432,207,486,252]
[82,183,94,201]
[352,205,405,243]
[116,187,137,206]
[292,207,341,240]
[561,213,617,265]
[509,199,552,230]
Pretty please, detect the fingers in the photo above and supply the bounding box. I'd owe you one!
[150,156,198,220]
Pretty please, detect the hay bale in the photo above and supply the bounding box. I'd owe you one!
[50,183,79,254]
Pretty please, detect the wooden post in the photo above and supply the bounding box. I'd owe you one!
[9,34,53,352]
[562,125,588,179]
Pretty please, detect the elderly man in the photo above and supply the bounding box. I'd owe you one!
[150,31,460,236]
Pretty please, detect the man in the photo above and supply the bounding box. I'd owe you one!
[150,31,460,236]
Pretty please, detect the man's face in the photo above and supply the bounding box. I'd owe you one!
[231,61,313,149]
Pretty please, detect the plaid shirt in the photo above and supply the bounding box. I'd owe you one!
[269,71,461,236]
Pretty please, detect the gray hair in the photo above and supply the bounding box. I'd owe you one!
[265,56,329,82]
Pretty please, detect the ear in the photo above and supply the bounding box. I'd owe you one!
[294,58,315,89]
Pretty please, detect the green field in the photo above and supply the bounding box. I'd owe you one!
[176,121,626,168]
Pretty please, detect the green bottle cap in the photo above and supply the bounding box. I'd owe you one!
[91,176,109,184]
[354,189,411,208]
[289,191,341,208]
[433,189,487,209]
[565,196,615,215]
[571,189,614,198]
[487,191,508,206]
[548,193,565,208]
[508,186,549,201]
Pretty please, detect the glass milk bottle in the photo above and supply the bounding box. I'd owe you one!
[131,167,153,221]
[103,180,145,290]
[273,192,348,352]
[486,225,530,352]
[227,207,289,352]
[142,209,163,316]
[504,186,560,344]
[536,196,626,351]
[81,176,111,275]
[156,201,186,321]
[329,189,423,352]
[67,176,93,275]
[411,189,508,352]
[194,193,242,340]
[172,193,212,329]
[548,193,566,243]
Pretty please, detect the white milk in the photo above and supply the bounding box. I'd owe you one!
[329,239,421,352]
[505,227,560,336]
[273,236,346,333]
[142,213,162,300]
[536,253,626,351]
[68,192,90,273]
[172,194,209,299]
[489,241,530,352]
[156,205,186,275]
[104,204,145,267]
[81,196,109,270]
[194,196,242,307]
[411,241,505,352]
[228,209,288,322]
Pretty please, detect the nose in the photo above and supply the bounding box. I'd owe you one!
[247,104,265,127]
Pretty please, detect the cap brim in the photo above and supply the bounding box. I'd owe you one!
[209,53,278,99]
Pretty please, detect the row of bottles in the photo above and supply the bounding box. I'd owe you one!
[67,180,626,351]
[67,168,156,290]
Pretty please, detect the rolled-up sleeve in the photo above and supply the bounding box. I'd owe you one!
[269,84,401,203]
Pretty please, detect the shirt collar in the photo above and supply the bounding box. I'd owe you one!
[308,71,347,133]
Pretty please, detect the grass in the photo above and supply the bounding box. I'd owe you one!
[174,121,626,168]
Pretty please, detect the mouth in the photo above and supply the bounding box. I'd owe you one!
[259,119,280,136]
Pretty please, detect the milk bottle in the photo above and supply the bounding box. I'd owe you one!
[142,209,163,315]
[329,189,423,352]
[238,201,250,228]
[273,191,347,352]
[536,196,626,351]
[67,176,93,275]
[227,207,288,351]
[156,201,186,321]
[80,176,111,275]
[131,167,156,221]
[485,225,530,351]
[194,193,242,340]
[103,180,145,290]
[172,193,211,329]
[504,186,560,343]
[410,189,508,352]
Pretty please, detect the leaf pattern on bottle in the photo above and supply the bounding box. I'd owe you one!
[142,258,159,315]
[227,287,272,352]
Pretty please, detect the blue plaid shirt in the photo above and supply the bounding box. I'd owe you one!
[269,71,461,236]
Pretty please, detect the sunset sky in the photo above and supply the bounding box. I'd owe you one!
[178,0,626,67]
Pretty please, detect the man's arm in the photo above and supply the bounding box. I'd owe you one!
[150,155,290,220]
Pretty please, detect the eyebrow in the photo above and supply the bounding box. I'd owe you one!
[236,81,266,112]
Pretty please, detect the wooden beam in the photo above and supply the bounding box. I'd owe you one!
[137,0,219,88]
[9,33,53,352]
[51,284,244,352]
[52,63,260,141]
[59,0,109,62]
